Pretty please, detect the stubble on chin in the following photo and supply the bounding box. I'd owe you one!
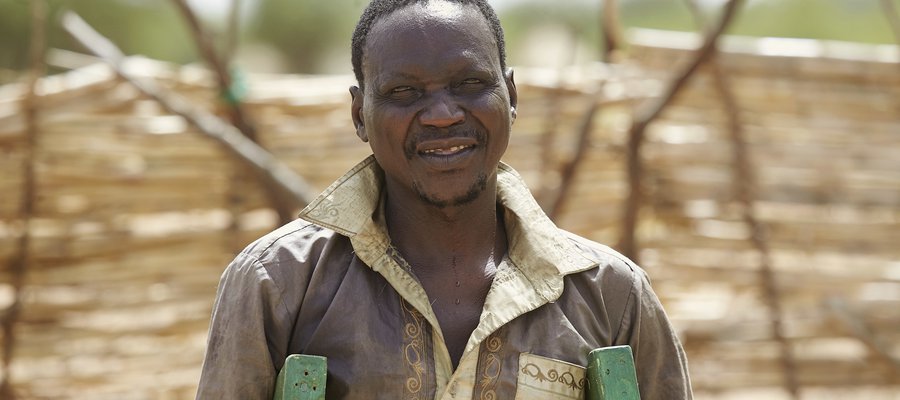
[413,172,488,209]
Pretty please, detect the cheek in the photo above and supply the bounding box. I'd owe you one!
[366,103,418,135]
[365,109,416,159]
[493,130,510,159]
[471,95,513,133]
[477,90,512,116]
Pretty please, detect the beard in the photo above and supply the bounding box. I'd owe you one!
[405,126,491,209]
[413,172,488,209]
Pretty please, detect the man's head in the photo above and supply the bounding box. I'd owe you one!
[351,0,507,89]
[349,0,517,209]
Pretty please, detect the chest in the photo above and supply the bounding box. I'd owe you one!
[417,269,493,360]
[286,262,611,399]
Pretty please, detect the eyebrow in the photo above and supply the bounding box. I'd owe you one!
[375,61,494,86]
[376,71,422,83]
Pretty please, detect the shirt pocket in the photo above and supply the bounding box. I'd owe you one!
[514,353,587,400]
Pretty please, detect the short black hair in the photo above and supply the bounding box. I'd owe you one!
[351,0,507,89]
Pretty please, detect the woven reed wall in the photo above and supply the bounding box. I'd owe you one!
[0,30,898,399]
[626,31,900,398]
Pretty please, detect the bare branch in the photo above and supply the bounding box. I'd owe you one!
[168,0,304,225]
[714,32,802,400]
[715,31,803,400]
[710,26,802,400]
[601,0,625,62]
[618,0,744,262]
[681,1,800,396]
[170,0,259,137]
[169,0,232,101]
[62,11,316,210]
[169,0,259,141]
[634,0,743,125]
[536,30,580,211]
[547,97,599,220]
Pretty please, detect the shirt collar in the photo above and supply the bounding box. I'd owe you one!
[298,155,596,300]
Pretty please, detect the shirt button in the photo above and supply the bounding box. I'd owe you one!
[448,381,457,396]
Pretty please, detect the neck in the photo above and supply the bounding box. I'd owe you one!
[384,181,505,274]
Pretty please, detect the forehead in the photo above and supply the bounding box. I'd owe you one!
[363,1,499,79]
[370,1,492,42]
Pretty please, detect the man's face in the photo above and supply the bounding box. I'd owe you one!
[352,1,517,209]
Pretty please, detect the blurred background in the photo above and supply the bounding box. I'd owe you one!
[0,0,897,79]
[0,0,898,399]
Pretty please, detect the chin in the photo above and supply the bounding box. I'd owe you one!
[414,173,488,209]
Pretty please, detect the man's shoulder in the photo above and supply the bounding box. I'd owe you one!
[555,231,653,337]
[558,230,648,289]
[238,218,342,265]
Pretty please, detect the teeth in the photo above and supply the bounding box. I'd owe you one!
[423,145,469,154]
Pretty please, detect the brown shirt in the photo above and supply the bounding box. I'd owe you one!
[196,156,692,399]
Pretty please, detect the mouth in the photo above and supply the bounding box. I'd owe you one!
[421,144,475,156]
[414,137,479,170]
[416,136,478,155]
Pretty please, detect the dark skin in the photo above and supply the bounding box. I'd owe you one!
[349,1,518,368]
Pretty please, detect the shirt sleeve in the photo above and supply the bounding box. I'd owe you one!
[616,269,693,400]
[195,252,291,400]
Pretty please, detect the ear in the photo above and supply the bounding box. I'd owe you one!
[350,85,367,142]
[505,68,518,123]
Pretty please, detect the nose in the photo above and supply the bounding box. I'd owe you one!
[418,91,464,128]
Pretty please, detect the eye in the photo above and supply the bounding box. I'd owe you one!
[391,86,414,94]
[386,85,420,101]
[455,78,486,94]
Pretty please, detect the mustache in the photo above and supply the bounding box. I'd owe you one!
[404,126,486,159]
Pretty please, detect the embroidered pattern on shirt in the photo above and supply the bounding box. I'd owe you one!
[475,328,505,400]
[520,363,585,390]
[515,353,586,400]
[400,297,428,399]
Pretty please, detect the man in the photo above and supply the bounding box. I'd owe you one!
[197,0,692,398]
